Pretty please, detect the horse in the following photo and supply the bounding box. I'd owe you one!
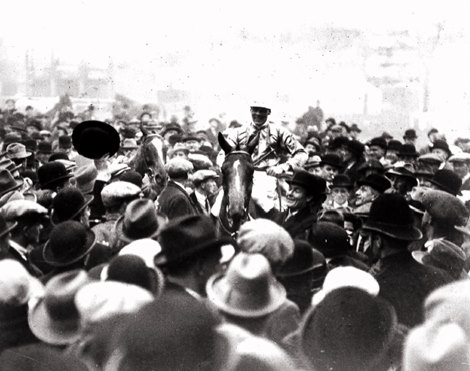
[128,135,167,200]
[217,133,255,238]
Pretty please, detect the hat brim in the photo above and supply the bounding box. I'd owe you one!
[42,229,96,267]
[429,179,462,196]
[286,180,326,195]
[10,152,32,159]
[320,161,343,169]
[28,299,81,346]
[385,171,418,186]
[51,194,94,226]
[0,179,23,198]
[154,237,233,267]
[114,215,161,244]
[362,222,423,241]
[72,121,120,159]
[40,173,73,188]
[206,272,286,318]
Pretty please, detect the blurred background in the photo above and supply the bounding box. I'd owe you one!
[1,0,470,143]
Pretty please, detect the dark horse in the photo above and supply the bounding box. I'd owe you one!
[217,133,255,237]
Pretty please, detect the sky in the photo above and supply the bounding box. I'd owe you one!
[2,0,470,133]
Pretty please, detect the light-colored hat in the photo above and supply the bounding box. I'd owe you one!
[54,159,78,173]
[101,181,141,209]
[109,163,131,179]
[192,169,219,186]
[237,219,294,267]
[0,259,43,306]
[28,270,91,345]
[1,200,48,221]
[73,165,98,194]
[118,238,162,268]
[167,143,189,159]
[404,322,470,371]
[448,152,470,163]
[312,266,380,306]
[6,143,31,159]
[121,138,138,149]
[206,253,286,318]
[75,281,153,326]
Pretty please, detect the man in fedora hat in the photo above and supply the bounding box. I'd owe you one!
[403,129,418,145]
[207,253,288,339]
[385,166,417,198]
[448,152,470,191]
[429,169,462,196]
[5,142,31,171]
[91,181,141,247]
[318,153,343,183]
[330,137,366,184]
[367,137,387,161]
[157,157,197,220]
[363,194,452,327]
[155,214,231,301]
[0,168,25,207]
[36,141,52,168]
[1,200,48,276]
[37,162,73,192]
[323,174,354,213]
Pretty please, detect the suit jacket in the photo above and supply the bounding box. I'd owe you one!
[189,192,208,215]
[373,251,453,327]
[158,180,197,220]
[271,205,320,241]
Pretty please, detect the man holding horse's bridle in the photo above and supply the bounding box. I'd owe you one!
[224,101,308,177]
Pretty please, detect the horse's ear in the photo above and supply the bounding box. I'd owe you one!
[218,132,233,154]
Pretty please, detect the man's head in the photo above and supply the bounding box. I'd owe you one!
[319,154,342,182]
[367,137,387,161]
[250,105,271,127]
[448,154,470,180]
[428,128,439,143]
[192,170,219,197]
[355,174,391,206]
[330,174,353,206]
[285,170,326,211]
[183,135,201,152]
[165,157,194,181]
[139,112,152,123]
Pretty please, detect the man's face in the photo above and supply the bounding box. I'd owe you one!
[250,107,270,126]
[431,148,448,160]
[389,175,412,196]
[285,184,309,211]
[321,165,339,182]
[332,187,350,205]
[173,150,188,159]
[25,222,43,245]
[404,138,415,145]
[185,140,200,152]
[368,145,385,160]
[201,178,218,197]
[452,161,469,179]
[355,185,376,206]
[141,114,151,123]
[305,143,318,155]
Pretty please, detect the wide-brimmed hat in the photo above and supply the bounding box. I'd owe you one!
[155,214,231,267]
[43,221,96,267]
[121,138,138,149]
[386,166,418,187]
[73,165,97,195]
[161,122,183,137]
[0,169,23,197]
[418,153,443,165]
[432,139,452,156]
[286,170,326,196]
[72,120,120,159]
[320,153,343,169]
[28,269,90,345]
[114,199,163,244]
[51,187,93,225]
[368,137,387,151]
[37,162,73,189]
[331,174,353,189]
[301,287,396,371]
[206,253,286,318]
[6,143,31,159]
[398,144,419,158]
[429,169,462,196]
[357,174,391,193]
[362,194,423,241]
[331,137,364,157]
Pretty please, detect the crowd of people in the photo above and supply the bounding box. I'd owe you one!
[0,96,470,370]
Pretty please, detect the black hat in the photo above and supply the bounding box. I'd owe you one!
[403,129,418,140]
[43,221,96,267]
[0,169,23,197]
[432,139,451,156]
[398,144,419,158]
[427,128,439,137]
[349,123,361,133]
[155,215,231,267]
[277,240,327,279]
[320,153,343,169]
[37,141,52,155]
[48,152,69,162]
[51,187,93,225]
[430,169,462,196]
[368,137,387,151]
[357,174,391,193]
[362,194,422,241]
[309,222,351,258]
[387,140,402,152]
[386,166,418,187]
[37,162,73,189]
[286,170,327,196]
[381,131,393,140]
[72,121,120,159]
[331,174,353,189]
[119,170,143,188]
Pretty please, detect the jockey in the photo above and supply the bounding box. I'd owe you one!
[224,101,308,176]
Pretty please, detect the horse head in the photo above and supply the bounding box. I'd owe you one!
[218,132,254,231]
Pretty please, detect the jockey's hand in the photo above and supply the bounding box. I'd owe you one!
[266,164,289,177]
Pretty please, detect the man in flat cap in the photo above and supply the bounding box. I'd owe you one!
[190,170,219,215]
